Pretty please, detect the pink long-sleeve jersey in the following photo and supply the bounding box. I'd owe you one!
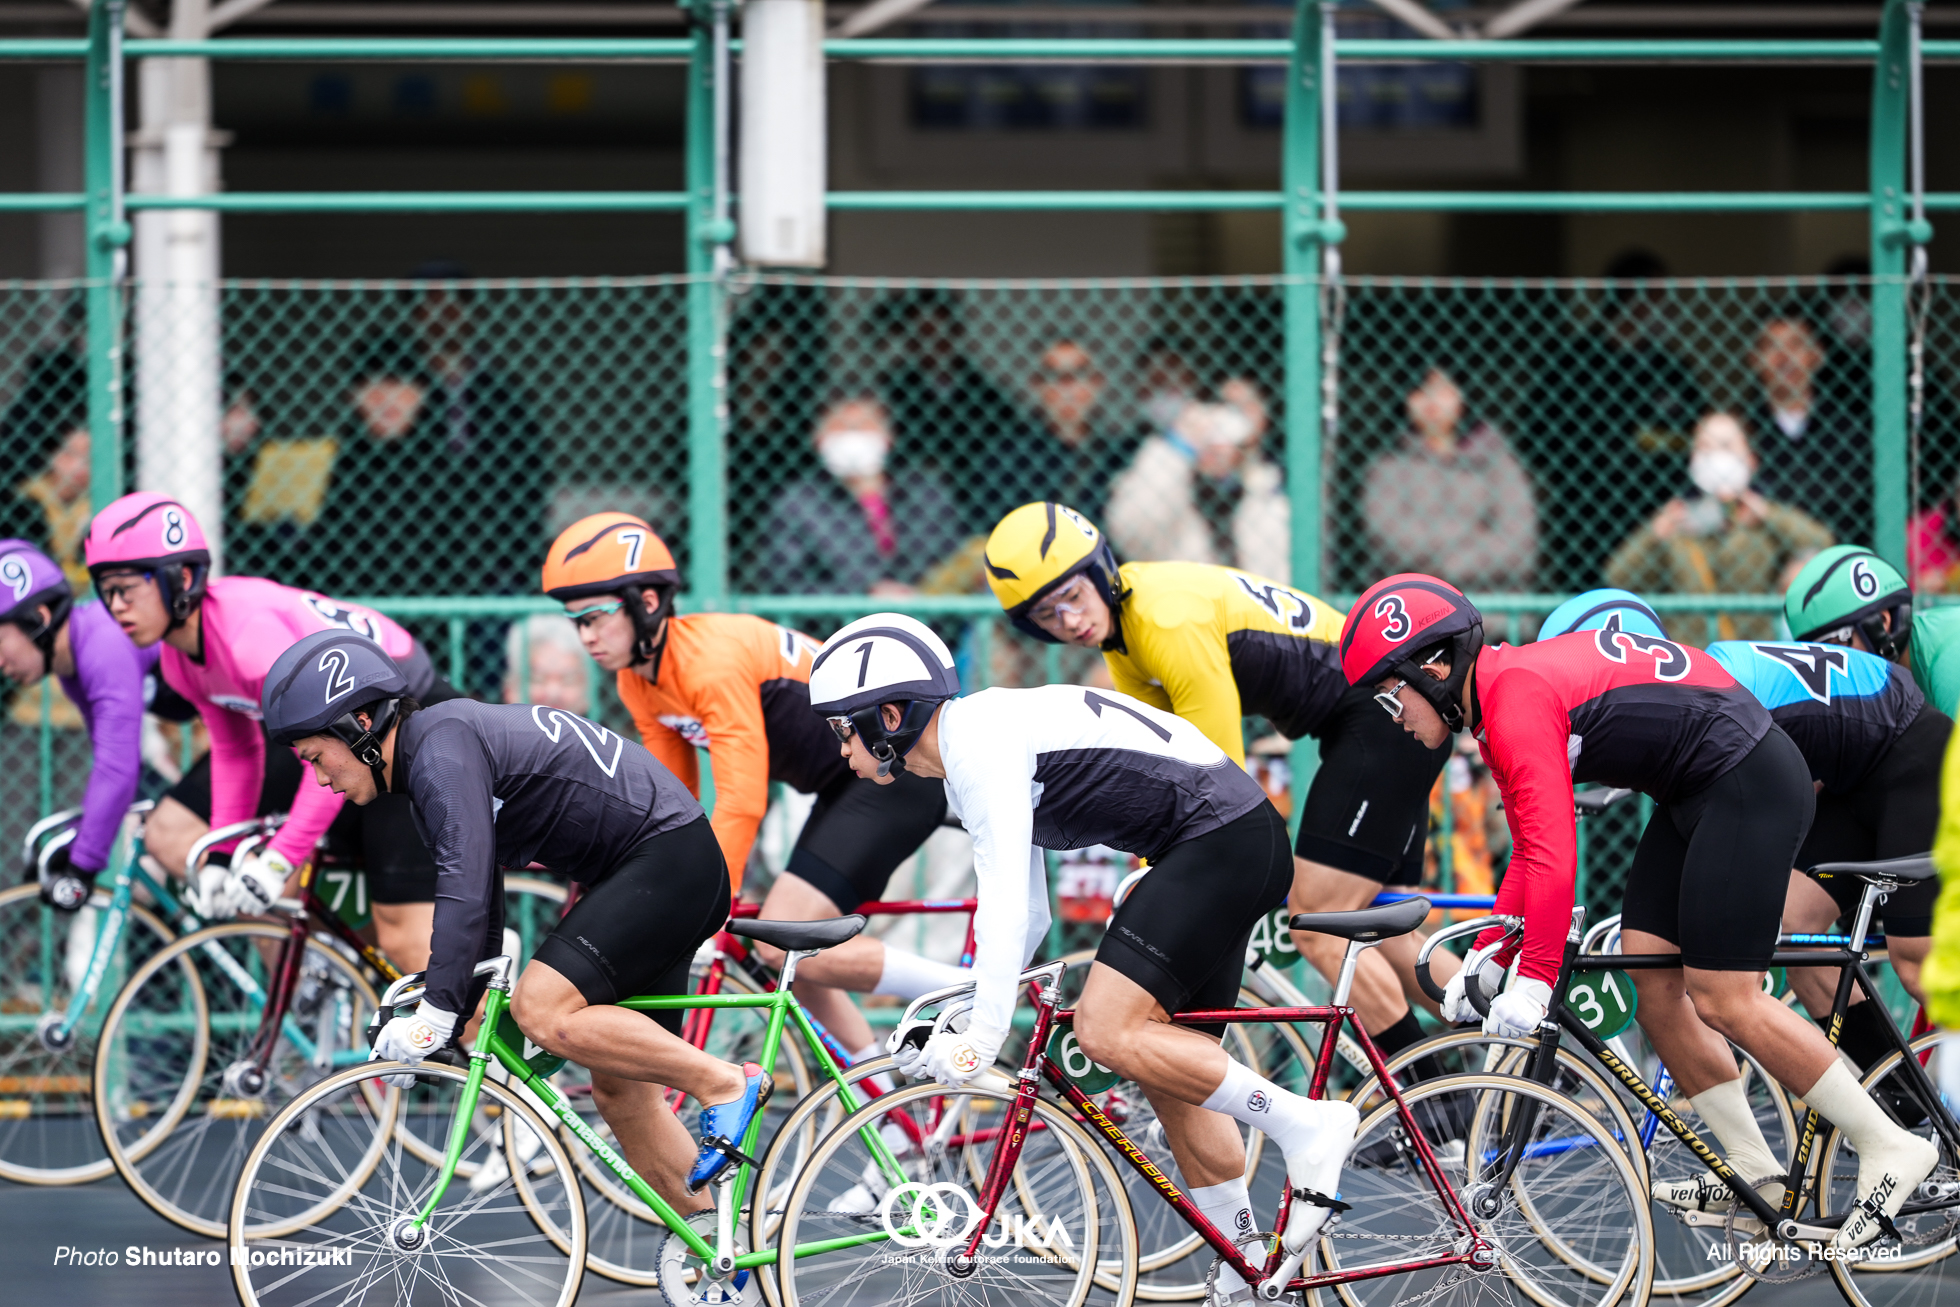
[161,577,421,866]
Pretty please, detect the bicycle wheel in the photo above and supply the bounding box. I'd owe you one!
[776,1079,1138,1307]
[229,1059,585,1307]
[1345,1029,1644,1181]
[1326,1073,1654,1307]
[558,957,815,1285]
[752,1055,909,1307]
[93,920,381,1237]
[0,881,174,1183]
[1818,1031,1960,1307]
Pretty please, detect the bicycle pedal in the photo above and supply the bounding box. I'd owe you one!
[701,1134,762,1173]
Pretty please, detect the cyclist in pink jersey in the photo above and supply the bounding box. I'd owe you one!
[84,492,460,970]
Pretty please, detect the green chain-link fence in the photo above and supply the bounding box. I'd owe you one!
[4,271,1955,917]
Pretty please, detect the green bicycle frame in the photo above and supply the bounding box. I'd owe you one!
[405,980,914,1268]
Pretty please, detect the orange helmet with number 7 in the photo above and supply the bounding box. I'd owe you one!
[543,512,682,666]
[1340,573,1484,732]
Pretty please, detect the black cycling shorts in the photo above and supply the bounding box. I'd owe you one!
[781,768,948,912]
[162,674,467,904]
[1293,682,1449,886]
[532,816,732,1034]
[1621,728,1815,971]
[1798,706,1951,939]
[1095,802,1293,1037]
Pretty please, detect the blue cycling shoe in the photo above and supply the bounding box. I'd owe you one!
[688,1062,771,1191]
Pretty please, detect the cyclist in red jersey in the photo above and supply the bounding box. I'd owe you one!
[1341,573,1936,1251]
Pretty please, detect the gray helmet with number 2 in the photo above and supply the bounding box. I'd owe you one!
[263,630,410,793]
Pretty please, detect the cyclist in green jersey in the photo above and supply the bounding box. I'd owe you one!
[1784,544,1960,715]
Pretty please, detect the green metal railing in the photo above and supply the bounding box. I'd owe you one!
[0,2,1941,853]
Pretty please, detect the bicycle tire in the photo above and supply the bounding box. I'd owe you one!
[0,882,174,1184]
[92,919,382,1237]
[228,1059,585,1307]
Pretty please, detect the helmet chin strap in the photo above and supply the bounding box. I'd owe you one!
[626,586,677,679]
[850,701,938,778]
[1865,604,1912,661]
[21,593,71,673]
[329,698,402,795]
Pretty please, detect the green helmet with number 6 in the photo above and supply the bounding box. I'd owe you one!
[1782,545,1913,660]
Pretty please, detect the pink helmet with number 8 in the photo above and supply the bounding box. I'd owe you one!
[84,491,213,622]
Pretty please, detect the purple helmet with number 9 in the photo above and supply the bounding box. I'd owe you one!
[0,540,74,669]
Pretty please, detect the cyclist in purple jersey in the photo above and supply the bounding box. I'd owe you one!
[0,540,157,910]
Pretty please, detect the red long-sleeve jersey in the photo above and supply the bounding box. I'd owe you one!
[1474,630,1772,983]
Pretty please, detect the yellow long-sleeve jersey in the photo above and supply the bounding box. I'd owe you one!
[1922,717,1960,1027]
[1103,560,1350,766]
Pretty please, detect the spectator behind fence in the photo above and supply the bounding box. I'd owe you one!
[323,262,548,597]
[1605,412,1834,641]
[502,613,592,715]
[875,289,1031,533]
[1909,466,1960,595]
[1746,313,1871,546]
[1104,380,1290,582]
[1362,366,1537,593]
[1521,249,1708,591]
[756,395,963,595]
[996,340,1137,523]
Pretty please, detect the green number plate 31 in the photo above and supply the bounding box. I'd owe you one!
[1564,970,1638,1040]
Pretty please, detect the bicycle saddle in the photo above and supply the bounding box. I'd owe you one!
[1806,854,1936,886]
[1289,896,1431,942]
[726,914,868,952]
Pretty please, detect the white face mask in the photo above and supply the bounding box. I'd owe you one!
[1689,448,1752,500]
[819,429,889,480]
[1145,391,1189,432]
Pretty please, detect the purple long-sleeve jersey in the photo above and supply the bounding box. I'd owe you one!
[56,601,159,872]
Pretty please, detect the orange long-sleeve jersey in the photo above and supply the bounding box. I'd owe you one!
[616,613,844,891]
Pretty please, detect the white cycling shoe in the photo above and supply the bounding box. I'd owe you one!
[1835,1134,1940,1250]
[1651,1171,1786,1216]
[1280,1100,1362,1254]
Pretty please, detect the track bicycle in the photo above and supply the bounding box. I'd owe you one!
[1414,854,1960,1307]
[90,814,567,1237]
[226,910,1141,1307]
[778,894,1653,1307]
[0,802,181,1184]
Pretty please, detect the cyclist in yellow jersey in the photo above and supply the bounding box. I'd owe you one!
[1921,716,1960,1029]
[985,502,1461,1060]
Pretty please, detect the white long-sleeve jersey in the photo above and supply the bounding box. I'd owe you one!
[936,683,1271,1034]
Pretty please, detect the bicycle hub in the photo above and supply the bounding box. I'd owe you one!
[222,1061,269,1099]
[34,1012,73,1054]
[390,1217,427,1251]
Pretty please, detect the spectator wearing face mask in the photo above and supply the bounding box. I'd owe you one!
[1104,380,1290,582]
[755,395,964,595]
[1605,412,1835,641]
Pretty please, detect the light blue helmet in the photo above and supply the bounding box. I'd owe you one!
[1538,589,1666,642]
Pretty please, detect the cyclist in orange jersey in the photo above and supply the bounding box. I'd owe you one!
[542,513,962,1065]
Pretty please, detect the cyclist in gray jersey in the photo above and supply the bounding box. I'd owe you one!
[259,629,769,1211]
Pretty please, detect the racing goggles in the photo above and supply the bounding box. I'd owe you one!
[1027,575,1093,627]
[565,598,626,631]
[825,714,856,743]
[1373,679,1409,722]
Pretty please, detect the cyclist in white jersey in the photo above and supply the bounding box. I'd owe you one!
[808,614,1360,1295]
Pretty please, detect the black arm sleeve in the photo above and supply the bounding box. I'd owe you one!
[409,719,503,1015]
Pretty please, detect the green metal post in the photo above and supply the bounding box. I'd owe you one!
[84,0,128,511]
[685,5,732,607]
[1869,0,1917,569]
[1283,0,1335,820]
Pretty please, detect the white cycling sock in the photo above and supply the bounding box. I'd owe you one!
[871,947,968,1000]
[1805,1060,1940,1247]
[1689,1077,1784,1186]
[849,1041,896,1095]
[1190,1178,1254,1295]
[1202,1059,1359,1253]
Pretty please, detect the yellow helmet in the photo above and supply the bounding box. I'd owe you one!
[983,502,1127,643]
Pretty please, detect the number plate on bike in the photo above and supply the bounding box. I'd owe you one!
[1046,1028,1120,1094]
[495,1009,568,1078]
[1248,906,1301,968]
[1564,970,1637,1039]
[317,865,372,930]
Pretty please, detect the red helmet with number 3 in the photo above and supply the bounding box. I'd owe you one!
[1340,574,1484,732]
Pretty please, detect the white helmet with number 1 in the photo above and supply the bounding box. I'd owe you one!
[810,613,961,777]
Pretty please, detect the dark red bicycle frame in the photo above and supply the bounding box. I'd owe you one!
[954,992,1483,1295]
